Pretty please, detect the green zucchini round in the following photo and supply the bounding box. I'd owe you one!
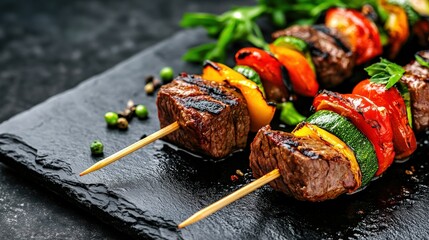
[307,110,378,186]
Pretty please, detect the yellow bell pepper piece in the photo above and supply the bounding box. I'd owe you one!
[202,61,276,132]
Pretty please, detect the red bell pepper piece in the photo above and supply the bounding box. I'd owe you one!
[268,44,319,97]
[313,90,394,176]
[235,47,289,102]
[352,80,417,160]
[325,8,382,65]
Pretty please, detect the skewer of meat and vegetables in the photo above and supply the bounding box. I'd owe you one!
[178,53,429,228]
[78,0,429,233]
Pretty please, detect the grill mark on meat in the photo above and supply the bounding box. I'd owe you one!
[177,96,225,114]
[313,25,352,53]
[180,74,239,106]
[267,131,299,149]
[309,45,328,59]
[299,148,320,159]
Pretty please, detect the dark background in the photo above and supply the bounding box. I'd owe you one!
[0,0,253,238]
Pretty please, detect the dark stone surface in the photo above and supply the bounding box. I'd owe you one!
[0,0,249,123]
[0,0,252,239]
[0,27,429,239]
[1,1,429,239]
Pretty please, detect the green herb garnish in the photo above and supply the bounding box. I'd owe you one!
[415,52,429,68]
[180,0,428,63]
[181,6,268,63]
[365,58,405,89]
[180,0,368,63]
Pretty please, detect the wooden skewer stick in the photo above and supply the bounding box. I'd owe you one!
[178,168,281,229]
[79,121,180,176]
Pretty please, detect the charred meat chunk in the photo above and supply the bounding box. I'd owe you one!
[402,51,429,132]
[272,25,355,87]
[250,126,358,202]
[156,74,250,158]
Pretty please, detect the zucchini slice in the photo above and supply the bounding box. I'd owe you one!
[307,110,378,186]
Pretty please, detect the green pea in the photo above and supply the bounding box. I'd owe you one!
[90,140,104,155]
[104,112,119,126]
[160,67,174,83]
[135,104,149,119]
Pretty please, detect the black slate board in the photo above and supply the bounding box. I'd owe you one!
[1,29,429,239]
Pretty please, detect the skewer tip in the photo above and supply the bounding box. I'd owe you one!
[78,121,180,176]
[79,161,103,176]
[177,214,198,229]
[79,166,97,176]
[177,223,185,229]
[177,169,281,228]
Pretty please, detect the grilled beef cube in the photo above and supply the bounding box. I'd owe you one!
[156,74,250,158]
[402,52,429,132]
[250,126,358,202]
[272,25,355,88]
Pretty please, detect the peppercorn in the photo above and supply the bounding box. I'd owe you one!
[117,117,129,129]
[90,140,104,155]
[135,104,149,119]
[127,99,135,109]
[119,108,133,121]
[145,82,155,95]
[119,99,137,121]
[104,112,119,126]
[152,77,162,88]
[160,67,174,83]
